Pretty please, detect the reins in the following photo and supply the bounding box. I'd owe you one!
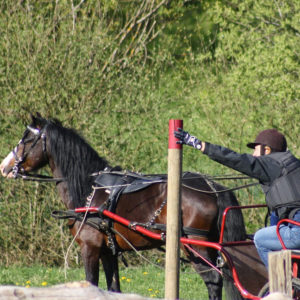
[12,123,259,193]
[89,171,260,194]
[13,169,259,193]
[182,181,259,194]
[13,172,66,183]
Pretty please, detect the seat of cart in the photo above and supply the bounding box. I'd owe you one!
[221,241,268,296]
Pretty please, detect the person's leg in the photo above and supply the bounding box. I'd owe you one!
[254,226,279,267]
[254,225,300,267]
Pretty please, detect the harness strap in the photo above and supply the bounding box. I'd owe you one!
[52,210,109,232]
[146,223,209,237]
[51,210,209,238]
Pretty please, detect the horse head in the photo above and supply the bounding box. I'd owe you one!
[0,113,50,178]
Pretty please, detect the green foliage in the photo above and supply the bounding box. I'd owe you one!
[0,0,299,268]
[198,0,300,151]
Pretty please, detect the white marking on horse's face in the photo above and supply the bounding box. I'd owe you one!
[27,126,40,136]
[0,147,16,177]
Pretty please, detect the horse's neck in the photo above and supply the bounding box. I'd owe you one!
[57,181,74,209]
[50,160,74,209]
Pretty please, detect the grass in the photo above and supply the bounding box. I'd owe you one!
[0,264,209,299]
[0,265,83,287]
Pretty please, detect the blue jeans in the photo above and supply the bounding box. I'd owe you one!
[254,224,300,267]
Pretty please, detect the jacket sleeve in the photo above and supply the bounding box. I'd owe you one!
[203,142,282,183]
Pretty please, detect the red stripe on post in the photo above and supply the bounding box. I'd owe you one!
[168,119,183,149]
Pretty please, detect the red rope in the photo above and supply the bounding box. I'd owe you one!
[183,243,223,275]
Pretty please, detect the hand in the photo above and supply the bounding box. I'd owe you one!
[174,128,202,150]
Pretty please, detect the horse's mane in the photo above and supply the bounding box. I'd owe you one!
[42,118,110,208]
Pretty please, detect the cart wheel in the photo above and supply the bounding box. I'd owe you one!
[258,278,300,299]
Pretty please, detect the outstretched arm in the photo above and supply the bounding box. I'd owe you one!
[203,142,280,182]
[174,128,280,182]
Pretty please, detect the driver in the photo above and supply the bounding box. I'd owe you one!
[174,128,300,268]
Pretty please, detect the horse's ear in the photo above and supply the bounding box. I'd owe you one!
[30,113,37,125]
[30,113,43,128]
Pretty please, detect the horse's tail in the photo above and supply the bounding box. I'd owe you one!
[216,187,246,300]
[216,187,247,242]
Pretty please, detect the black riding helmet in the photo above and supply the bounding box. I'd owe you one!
[247,129,287,152]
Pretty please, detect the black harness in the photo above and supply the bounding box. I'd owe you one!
[52,171,211,255]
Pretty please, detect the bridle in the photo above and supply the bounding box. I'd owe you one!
[12,125,64,182]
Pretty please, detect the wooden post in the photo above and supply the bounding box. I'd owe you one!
[268,250,292,297]
[165,119,183,300]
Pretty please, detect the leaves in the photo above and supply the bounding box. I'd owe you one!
[0,0,299,265]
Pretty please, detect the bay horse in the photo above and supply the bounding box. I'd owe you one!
[0,114,248,299]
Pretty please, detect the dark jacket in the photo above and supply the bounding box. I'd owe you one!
[203,142,300,219]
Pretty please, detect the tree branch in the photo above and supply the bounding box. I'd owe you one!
[102,0,167,73]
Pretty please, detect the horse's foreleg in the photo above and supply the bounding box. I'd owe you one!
[81,244,100,286]
[101,252,121,292]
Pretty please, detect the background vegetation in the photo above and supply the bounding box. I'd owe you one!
[0,0,299,287]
